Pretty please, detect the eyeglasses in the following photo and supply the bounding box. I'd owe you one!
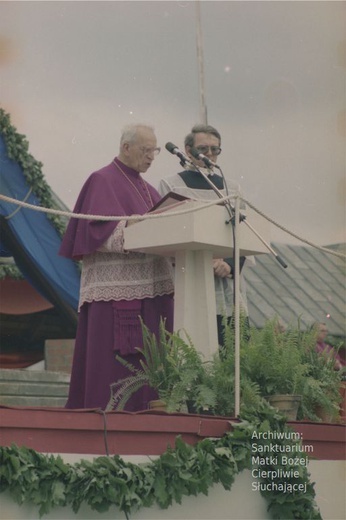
[139,147,161,156]
[195,145,222,156]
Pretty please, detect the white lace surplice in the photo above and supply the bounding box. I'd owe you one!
[79,220,174,310]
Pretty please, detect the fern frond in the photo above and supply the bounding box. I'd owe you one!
[106,371,148,411]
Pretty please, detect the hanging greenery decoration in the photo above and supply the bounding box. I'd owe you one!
[0,263,23,280]
[0,108,69,279]
[0,404,322,519]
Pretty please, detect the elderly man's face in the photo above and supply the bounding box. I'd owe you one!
[124,128,159,173]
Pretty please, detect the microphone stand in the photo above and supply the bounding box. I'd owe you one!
[191,162,288,417]
[195,169,236,222]
[191,164,288,268]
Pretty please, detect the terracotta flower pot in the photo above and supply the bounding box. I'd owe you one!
[314,405,335,423]
[265,394,301,421]
[148,399,167,412]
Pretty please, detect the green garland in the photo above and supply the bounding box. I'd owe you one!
[0,108,68,279]
[0,404,322,519]
[0,263,23,280]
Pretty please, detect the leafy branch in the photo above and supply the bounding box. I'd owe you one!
[0,403,322,519]
[0,108,69,279]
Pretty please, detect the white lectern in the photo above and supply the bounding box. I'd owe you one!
[124,201,270,360]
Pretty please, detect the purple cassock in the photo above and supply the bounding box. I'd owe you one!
[59,158,174,410]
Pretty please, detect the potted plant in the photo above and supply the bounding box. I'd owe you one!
[240,317,310,420]
[200,315,264,417]
[107,315,343,422]
[106,314,266,416]
[106,319,217,413]
[299,337,344,422]
[239,316,345,422]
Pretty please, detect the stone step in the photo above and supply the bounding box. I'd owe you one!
[0,395,68,407]
[0,369,70,408]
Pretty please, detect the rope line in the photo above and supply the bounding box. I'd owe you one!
[242,198,346,259]
[5,187,33,220]
[0,192,220,221]
[0,192,344,259]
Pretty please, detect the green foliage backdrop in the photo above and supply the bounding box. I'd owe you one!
[0,108,69,279]
[0,405,322,520]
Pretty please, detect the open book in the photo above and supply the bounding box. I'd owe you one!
[149,192,190,214]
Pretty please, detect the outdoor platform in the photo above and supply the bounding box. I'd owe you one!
[0,406,345,520]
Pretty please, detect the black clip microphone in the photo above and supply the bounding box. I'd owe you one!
[165,142,192,166]
[190,147,220,170]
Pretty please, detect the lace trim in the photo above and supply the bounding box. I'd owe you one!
[79,251,174,309]
[97,220,127,253]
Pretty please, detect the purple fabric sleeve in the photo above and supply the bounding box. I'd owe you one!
[59,159,161,260]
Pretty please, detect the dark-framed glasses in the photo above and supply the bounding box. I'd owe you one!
[139,146,161,156]
[195,145,222,156]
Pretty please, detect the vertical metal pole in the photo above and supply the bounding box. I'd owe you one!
[234,195,240,416]
[195,0,207,124]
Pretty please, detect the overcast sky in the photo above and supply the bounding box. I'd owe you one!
[0,1,345,246]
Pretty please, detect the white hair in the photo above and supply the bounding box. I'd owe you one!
[120,124,155,146]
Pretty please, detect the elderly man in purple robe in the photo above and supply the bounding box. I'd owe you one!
[59,124,174,410]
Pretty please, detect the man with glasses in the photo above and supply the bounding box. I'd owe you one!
[60,124,174,410]
[159,123,250,346]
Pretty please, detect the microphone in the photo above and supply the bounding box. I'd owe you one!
[190,148,220,170]
[165,142,191,166]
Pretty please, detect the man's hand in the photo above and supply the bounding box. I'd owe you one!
[213,258,231,278]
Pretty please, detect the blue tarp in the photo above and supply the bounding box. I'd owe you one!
[0,135,80,312]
